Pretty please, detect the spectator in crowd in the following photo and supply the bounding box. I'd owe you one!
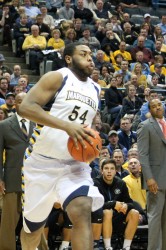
[15,6,33,26]
[83,0,97,10]
[112,4,124,22]
[132,62,147,89]
[112,149,129,178]
[48,29,65,50]
[58,0,75,20]
[79,27,100,53]
[35,14,51,39]
[74,0,94,24]
[122,147,139,170]
[123,158,146,210]
[113,41,132,63]
[151,63,166,86]
[94,0,111,23]
[130,50,150,76]
[92,158,139,250]
[157,15,166,35]
[46,0,62,11]
[112,54,124,71]
[93,50,106,69]
[2,72,11,89]
[73,18,83,40]
[101,29,120,52]
[0,106,8,120]
[117,117,137,150]
[109,15,123,36]
[133,28,155,52]
[121,22,138,46]
[17,76,29,92]
[22,24,47,74]
[91,67,107,88]
[0,92,35,250]
[99,64,113,85]
[121,84,143,119]
[10,65,21,87]
[150,54,166,75]
[40,5,55,30]
[64,28,77,45]
[13,85,24,95]
[0,77,9,99]
[13,14,31,57]
[121,13,135,31]
[143,13,154,34]
[114,60,131,84]
[131,36,154,65]
[1,5,13,47]
[107,131,128,160]
[23,0,41,19]
[152,26,163,43]
[1,92,16,117]
[153,40,166,63]
[93,115,109,146]
[140,89,159,121]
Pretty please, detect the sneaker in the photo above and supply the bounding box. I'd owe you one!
[105,247,113,250]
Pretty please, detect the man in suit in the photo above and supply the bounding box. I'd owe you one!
[137,98,166,250]
[0,92,34,250]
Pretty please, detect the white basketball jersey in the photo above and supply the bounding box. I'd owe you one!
[33,67,101,160]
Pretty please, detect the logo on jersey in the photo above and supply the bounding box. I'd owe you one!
[114,188,121,194]
[66,91,96,110]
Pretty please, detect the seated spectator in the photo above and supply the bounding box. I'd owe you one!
[157,15,166,35]
[0,77,9,99]
[10,65,21,87]
[23,0,41,20]
[112,4,124,22]
[112,54,124,71]
[150,54,166,75]
[46,0,62,11]
[122,147,139,170]
[114,60,131,84]
[109,15,123,36]
[132,62,147,89]
[0,92,16,117]
[73,18,83,40]
[22,24,47,74]
[121,22,138,46]
[94,0,111,23]
[92,158,139,250]
[131,36,153,65]
[143,13,155,34]
[0,106,8,120]
[79,27,100,53]
[13,85,24,95]
[99,64,113,85]
[40,5,55,30]
[15,6,33,26]
[133,28,155,52]
[112,148,129,178]
[91,68,107,89]
[74,0,94,25]
[58,0,74,20]
[130,51,150,76]
[47,29,65,50]
[13,14,31,57]
[93,50,108,69]
[150,63,166,86]
[115,73,124,87]
[35,14,51,39]
[83,0,97,10]
[123,158,146,210]
[121,84,143,119]
[64,28,77,46]
[141,22,153,38]
[1,5,14,47]
[107,130,128,159]
[101,29,120,52]
[17,75,29,92]
[117,117,137,150]
[93,115,109,146]
[113,41,132,63]
[121,13,135,31]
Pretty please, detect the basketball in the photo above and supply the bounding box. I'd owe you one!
[67,129,102,162]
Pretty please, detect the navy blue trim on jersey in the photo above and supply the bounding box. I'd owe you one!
[91,82,100,100]
[24,217,47,232]
[43,75,68,111]
[63,185,89,210]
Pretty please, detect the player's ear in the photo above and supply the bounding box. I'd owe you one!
[65,55,72,64]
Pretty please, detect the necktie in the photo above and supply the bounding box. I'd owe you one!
[159,120,166,139]
[20,119,28,139]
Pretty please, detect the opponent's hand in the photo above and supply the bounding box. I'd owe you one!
[65,122,96,149]
[0,180,5,195]
[147,178,158,194]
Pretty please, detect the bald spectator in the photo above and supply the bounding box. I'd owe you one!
[10,65,21,87]
[121,22,138,46]
[94,0,111,23]
[131,36,153,65]
[121,13,135,31]
[123,158,146,210]
[133,28,155,52]
[22,25,46,74]
[58,0,75,20]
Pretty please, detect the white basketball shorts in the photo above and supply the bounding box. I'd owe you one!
[22,152,104,233]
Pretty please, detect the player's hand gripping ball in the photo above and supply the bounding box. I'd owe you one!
[67,129,102,162]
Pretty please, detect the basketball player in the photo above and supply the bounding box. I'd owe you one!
[19,43,104,250]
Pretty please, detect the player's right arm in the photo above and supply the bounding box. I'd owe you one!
[19,71,94,148]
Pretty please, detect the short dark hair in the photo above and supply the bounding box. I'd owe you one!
[101,158,116,170]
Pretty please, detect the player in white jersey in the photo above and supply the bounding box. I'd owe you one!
[19,43,104,250]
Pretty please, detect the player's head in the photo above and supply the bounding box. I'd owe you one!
[63,42,95,80]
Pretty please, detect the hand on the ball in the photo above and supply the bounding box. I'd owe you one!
[65,123,96,149]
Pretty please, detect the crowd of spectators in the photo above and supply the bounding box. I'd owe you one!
[0,0,166,249]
